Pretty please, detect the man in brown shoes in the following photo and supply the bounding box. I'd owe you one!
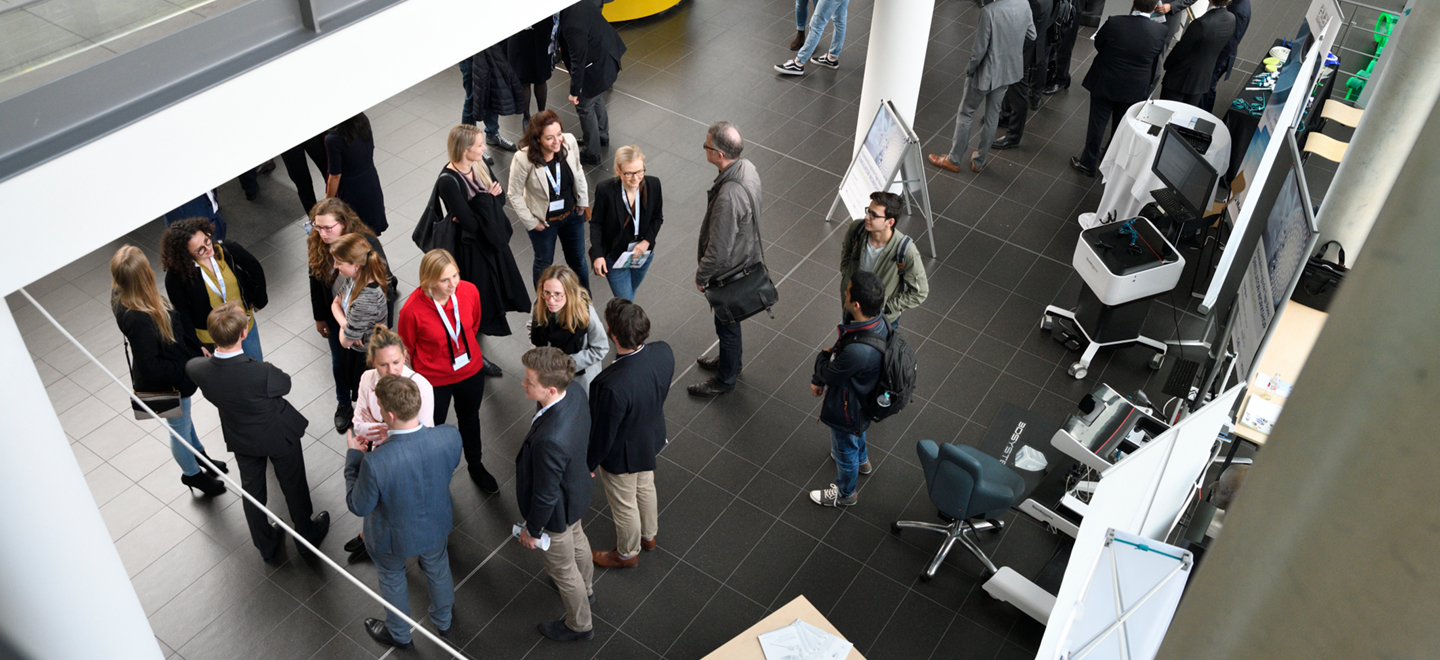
[587,299,674,568]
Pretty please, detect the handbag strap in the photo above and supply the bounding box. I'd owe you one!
[1316,240,1346,266]
[733,164,767,267]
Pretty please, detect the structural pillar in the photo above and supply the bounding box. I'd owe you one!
[853,0,937,151]
[1315,2,1440,261]
[1155,78,1440,659]
[0,301,162,659]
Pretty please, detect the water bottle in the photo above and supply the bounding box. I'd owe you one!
[876,392,892,408]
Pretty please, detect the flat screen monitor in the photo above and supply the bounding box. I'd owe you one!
[1152,124,1219,218]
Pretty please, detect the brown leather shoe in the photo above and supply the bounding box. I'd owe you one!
[641,537,657,551]
[928,153,961,173]
[789,30,806,50]
[970,150,984,173]
[593,549,639,568]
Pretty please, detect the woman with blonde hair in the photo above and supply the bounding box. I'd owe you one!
[330,232,390,428]
[589,145,664,301]
[397,249,498,493]
[110,246,226,497]
[342,323,435,558]
[438,124,530,341]
[529,264,609,393]
[307,197,392,432]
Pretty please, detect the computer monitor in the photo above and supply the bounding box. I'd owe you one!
[1152,124,1219,219]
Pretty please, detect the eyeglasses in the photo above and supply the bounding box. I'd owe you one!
[620,168,646,178]
[702,144,719,153]
[864,209,890,221]
[304,220,342,235]
[541,291,566,300]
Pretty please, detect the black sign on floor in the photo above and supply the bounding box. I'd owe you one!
[978,403,1073,503]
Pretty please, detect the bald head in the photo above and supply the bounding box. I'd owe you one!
[707,121,743,164]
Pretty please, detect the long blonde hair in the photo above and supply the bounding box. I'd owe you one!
[110,246,175,344]
[330,233,389,306]
[447,125,494,187]
[532,264,591,332]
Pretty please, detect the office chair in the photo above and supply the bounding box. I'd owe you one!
[891,440,1027,580]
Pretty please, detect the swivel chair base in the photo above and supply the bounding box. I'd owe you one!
[891,516,1006,579]
[1041,305,1166,379]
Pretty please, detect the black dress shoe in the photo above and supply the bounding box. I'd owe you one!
[437,625,452,638]
[484,154,495,166]
[300,511,330,553]
[471,464,499,494]
[344,533,365,553]
[1043,83,1068,96]
[364,618,413,649]
[687,378,734,397]
[990,133,1022,150]
[1069,156,1097,177]
[487,135,518,151]
[334,402,353,434]
[262,521,285,564]
[480,360,503,377]
[181,472,226,497]
[696,355,720,371]
[539,619,594,641]
[580,153,602,167]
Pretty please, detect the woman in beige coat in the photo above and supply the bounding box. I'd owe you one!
[508,110,591,290]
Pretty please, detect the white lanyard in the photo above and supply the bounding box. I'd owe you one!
[197,255,227,301]
[544,161,563,199]
[433,294,462,344]
[341,280,354,317]
[622,187,641,238]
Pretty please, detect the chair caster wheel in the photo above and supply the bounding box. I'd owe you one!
[989,519,1005,531]
[919,573,933,583]
[891,522,903,534]
[1041,315,1055,332]
[1068,363,1087,379]
[1149,353,1165,370]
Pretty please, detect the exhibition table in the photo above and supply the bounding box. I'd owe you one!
[1079,99,1230,229]
[701,595,866,660]
[1233,301,1328,446]
[1222,39,1340,180]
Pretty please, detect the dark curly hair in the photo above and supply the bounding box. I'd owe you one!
[159,217,215,282]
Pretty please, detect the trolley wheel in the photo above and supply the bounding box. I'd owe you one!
[1041,314,1055,332]
[1149,353,1165,370]
[919,573,933,583]
[1068,363,1088,380]
[891,522,903,535]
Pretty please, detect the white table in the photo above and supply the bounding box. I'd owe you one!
[1079,99,1231,229]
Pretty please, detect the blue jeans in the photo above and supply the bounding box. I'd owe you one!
[166,397,208,476]
[241,322,262,361]
[797,0,850,63]
[604,254,653,301]
[831,427,868,499]
[458,59,501,137]
[795,0,816,30]
[527,210,590,290]
[713,316,742,387]
[371,541,455,644]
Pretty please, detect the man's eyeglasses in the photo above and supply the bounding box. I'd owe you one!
[864,209,890,221]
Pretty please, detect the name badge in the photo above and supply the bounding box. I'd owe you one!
[549,198,565,212]
[452,353,471,371]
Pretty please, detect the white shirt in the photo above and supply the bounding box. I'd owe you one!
[386,425,422,436]
[214,348,244,359]
[532,391,567,424]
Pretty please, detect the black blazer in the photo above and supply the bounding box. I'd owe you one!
[587,341,675,474]
[1163,9,1238,95]
[515,385,593,537]
[558,1,626,98]
[115,307,204,397]
[186,355,308,457]
[165,241,267,338]
[588,176,664,267]
[1082,15,1168,103]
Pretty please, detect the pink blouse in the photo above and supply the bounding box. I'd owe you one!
[352,366,436,444]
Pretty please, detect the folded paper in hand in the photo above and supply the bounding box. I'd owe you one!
[613,241,652,269]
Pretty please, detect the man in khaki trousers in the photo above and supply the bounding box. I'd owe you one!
[516,348,596,642]
[588,299,675,567]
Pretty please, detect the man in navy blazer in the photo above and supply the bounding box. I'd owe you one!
[345,376,463,649]
[588,299,675,568]
[516,347,596,642]
[1071,0,1169,176]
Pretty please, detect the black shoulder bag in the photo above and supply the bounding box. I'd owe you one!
[412,169,461,254]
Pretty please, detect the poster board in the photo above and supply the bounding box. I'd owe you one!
[1054,530,1193,660]
[827,100,936,258]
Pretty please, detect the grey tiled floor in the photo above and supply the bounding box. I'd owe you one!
[8,0,1281,658]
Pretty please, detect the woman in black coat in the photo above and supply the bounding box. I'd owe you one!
[110,246,226,497]
[508,14,558,127]
[589,145,663,301]
[438,124,531,337]
[325,113,389,235]
[159,217,267,358]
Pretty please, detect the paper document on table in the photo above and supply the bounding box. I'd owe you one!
[758,619,852,660]
[1254,372,1294,398]
[1239,397,1283,435]
[613,242,651,269]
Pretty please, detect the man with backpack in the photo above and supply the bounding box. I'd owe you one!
[808,271,894,507]
[838,192,929,326]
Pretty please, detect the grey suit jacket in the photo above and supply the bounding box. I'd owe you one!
[345,425,463,557]
[967,0,1037,92]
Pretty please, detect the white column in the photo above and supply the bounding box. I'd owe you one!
[0,302,162,660]
[854,0,937,151]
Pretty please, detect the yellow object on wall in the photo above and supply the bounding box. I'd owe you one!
[602,0,682,22]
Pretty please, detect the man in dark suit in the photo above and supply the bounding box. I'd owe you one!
[1202,0,1251,112]
[1070,0,1169,177]
[186,303,329,563]
[559,0,627,166]
[587,300,674,568]
[345,376,463,649]
[993,0,1054,150]
[1161,1,1237,106]
[516,347,596,642]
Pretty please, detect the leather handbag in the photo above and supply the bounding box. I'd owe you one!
[703,182,778,324]
[1290,240,1347,312]
[411,170,460,254]
[124,340,181,420]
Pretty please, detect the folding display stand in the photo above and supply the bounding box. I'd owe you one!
[826,100,937,258]
[1051,529,1192,660]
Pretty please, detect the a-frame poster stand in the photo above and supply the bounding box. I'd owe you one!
[825,100,937,258]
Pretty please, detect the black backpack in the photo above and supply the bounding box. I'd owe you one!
[840,327,918,423]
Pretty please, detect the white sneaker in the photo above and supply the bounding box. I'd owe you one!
[774,59,805,76]
[810,484,857,507]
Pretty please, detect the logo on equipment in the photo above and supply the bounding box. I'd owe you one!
[999,421,1027,464]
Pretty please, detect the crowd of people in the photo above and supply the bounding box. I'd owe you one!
[104,0,1257,650]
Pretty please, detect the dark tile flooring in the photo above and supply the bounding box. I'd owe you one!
[17,0,1298,658]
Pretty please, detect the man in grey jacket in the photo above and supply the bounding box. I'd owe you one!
[928,0,1035,174]
[690,121,763,397]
